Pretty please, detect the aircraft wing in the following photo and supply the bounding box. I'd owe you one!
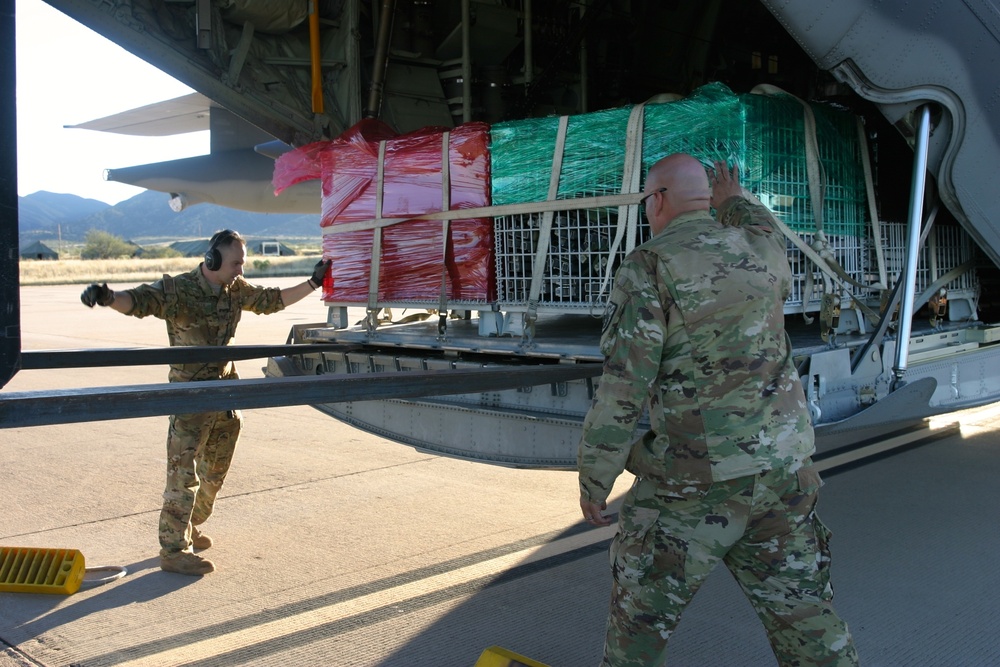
[65,92,315,213]
[64,92,213,137]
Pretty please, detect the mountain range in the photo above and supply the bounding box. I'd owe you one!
[17,190,321,245]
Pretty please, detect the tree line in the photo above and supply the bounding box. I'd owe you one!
[80,230,181,260]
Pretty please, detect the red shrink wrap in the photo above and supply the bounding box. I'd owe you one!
[274,119,494,304]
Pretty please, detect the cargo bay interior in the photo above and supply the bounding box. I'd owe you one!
[288,2,989,377]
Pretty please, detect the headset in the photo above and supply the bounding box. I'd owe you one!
[204,229,240,271]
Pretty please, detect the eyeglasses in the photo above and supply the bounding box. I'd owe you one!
[639,187,667,206]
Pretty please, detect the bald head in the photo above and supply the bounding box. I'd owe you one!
[643,154,712,234]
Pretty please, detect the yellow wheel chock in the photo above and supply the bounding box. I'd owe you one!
[474,645,551,667]
[0,546,126,595]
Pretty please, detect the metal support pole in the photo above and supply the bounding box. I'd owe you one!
[0,3,20,390]
[308,0,324,114]
[579,1,587,113]
[195,0,212,49]
[461,0,472,123]
[365,0,396,118]
[892,105,932,387]
[523,0,533,89]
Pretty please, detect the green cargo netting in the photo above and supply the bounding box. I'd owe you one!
[743,92,868,238]
[490,105,633,204]
[641,83,748,178]
[489,82,869,238]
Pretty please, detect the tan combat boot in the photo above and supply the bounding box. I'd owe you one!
[161,550,215,576]
[192,526,213,550]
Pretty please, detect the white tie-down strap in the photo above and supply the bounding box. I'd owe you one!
[594,102,646,310]
[522,114,570,343]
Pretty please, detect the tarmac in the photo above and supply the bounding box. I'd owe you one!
[2,281,1000,666]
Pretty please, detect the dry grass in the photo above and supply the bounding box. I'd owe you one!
[19,255,321,286]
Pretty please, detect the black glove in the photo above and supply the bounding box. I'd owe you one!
[309,259,331,289]
[81,283,115,308]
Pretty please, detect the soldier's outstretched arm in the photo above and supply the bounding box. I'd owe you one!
[80,283,134,314]
[280,258,331,307]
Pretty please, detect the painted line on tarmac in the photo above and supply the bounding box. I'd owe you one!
[167,539,614,667]
[94,521,617,667]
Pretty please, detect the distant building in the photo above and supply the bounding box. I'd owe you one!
[169,238,296,258]
[248,239,296,256]
[169,239,212,258]
[20,241,58,260]
[125,240,144,257]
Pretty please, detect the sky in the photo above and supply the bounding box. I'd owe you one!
[15,0,210,205]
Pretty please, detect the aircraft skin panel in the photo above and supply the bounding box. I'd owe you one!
[952,136,1000,269]
[763,0,1000,267]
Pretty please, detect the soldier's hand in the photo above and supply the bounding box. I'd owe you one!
[581,498,612,527]
[81,283,115,308]
[710,160,744,209]
[309,258,331,289]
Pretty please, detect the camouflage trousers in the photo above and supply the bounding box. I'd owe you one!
[158,410,242,556]
[602,462,858,667]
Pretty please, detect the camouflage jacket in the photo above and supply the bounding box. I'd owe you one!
[578,196,814,504]
[125,266,285,382]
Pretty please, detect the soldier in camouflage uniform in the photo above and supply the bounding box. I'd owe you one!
[82,229,330,576]
[578,155,859,666]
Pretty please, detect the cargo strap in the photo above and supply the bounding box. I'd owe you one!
[594,102,646,309]
[622,104,646,255]
[438,131,451,337]
[522,114,569,344]
[916,259,975,326]
[320,192,650,235]
[751,84,829,324]
[858,116,888,288]
[753,201,880,326]
[751,84,883,326]
[365,140,388,334]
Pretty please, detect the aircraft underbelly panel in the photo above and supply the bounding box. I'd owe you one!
[316,399,589,469]
[269,329,1000,469]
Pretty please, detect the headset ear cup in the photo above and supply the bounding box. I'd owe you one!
[204,248,220,271]
[204,229,237,271]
